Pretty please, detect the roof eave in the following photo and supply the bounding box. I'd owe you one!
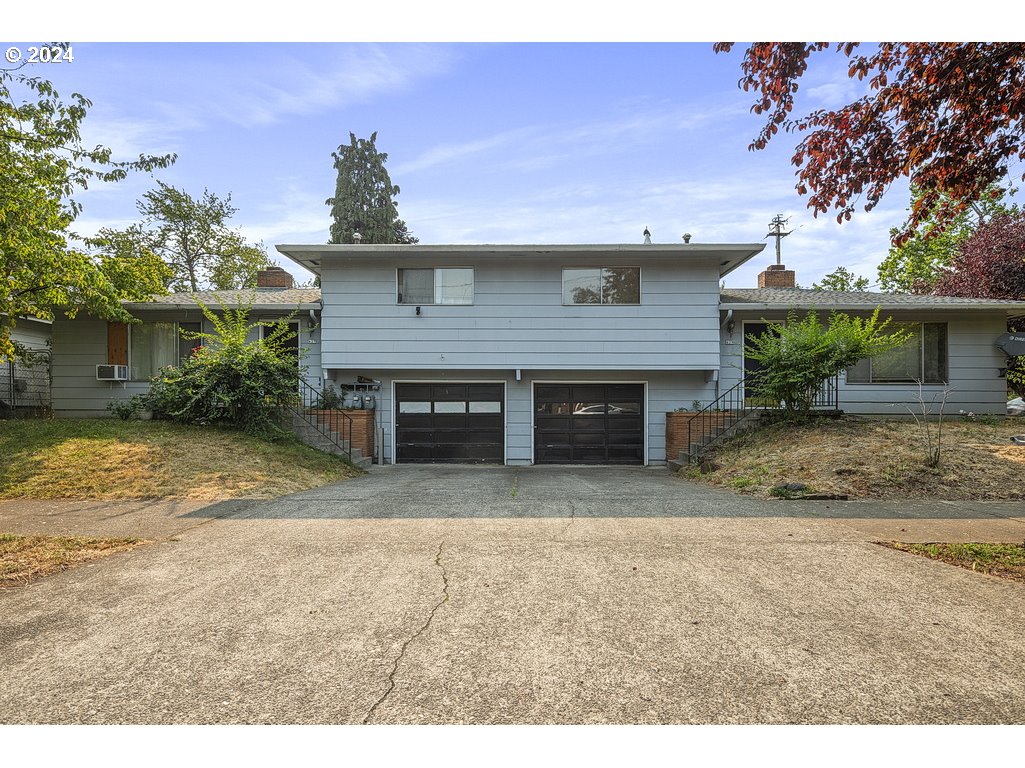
[122,302,321,311]
[276,242,767,278]
[719,302,1025,313]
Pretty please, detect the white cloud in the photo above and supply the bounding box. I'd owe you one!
[394,101,748,177]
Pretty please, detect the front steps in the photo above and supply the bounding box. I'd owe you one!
[289,414,373,469]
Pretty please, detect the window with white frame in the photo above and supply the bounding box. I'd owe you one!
[562,267,641,305]
[397,268,473,305]
[846,322,948,384]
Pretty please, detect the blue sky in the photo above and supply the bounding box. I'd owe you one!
[2,40,940,286]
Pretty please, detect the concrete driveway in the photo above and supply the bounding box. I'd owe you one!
[2,465,1025,724]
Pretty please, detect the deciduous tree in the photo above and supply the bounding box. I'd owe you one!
[0,58,175,359]
[327,132,418,244]
[100,182,273,292]
[714,43,1025,243]
[877,185,1019,293]
[933,212,1025,396]
[812,266,870,292]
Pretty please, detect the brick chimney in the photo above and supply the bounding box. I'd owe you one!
[256,266,294,289]
[757,263,796,289]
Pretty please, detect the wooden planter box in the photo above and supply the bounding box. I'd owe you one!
[310,409,375,460]
[665,411,734,460]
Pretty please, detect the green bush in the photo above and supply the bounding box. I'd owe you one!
[146,299,301,439]
[106,395,146,421]
[745,309,911,418]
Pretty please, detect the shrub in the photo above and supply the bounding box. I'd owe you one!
[146,299,301,439]
[745,309,911,418]
[106,395,145,421]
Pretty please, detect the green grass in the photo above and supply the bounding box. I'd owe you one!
[883,541,1025,582]
[0,419,361,500]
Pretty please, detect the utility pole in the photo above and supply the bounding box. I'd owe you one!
[766,214,791,265]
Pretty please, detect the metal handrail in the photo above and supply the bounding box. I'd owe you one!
[290,377,354,463]
[685,373,839,463]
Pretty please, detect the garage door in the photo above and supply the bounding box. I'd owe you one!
[395,383,504,463]
[534,383,644,464]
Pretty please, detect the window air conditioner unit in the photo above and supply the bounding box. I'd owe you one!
[96,364,129,381]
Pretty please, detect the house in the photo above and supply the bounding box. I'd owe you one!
[49,267,321,417]
[48,244,1025,466]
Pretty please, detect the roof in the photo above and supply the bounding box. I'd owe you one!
[275,243,766,279]
[123,288,322,311]
[719,288,1025,313]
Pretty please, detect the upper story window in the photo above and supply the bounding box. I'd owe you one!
[398,268,474,305]
[846,322,948,384]
[563,267,641,305]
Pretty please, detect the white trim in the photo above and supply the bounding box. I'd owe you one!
[530,379,649,466]
[390,378,507,465]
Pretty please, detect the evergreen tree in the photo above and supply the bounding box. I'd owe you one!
[326,132,418,244]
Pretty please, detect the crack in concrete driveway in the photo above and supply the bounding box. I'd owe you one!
[3,465,1025,724]
[363,541,450,724]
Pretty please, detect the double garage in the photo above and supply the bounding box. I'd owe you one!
[394,382,646,465]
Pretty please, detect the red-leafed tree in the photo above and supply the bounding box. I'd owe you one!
[714,43,1025,243]
[934,212,1025,396]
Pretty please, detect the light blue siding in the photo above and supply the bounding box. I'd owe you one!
[327,368,716,465]
[319,254,722,371]
[51,313,320,417]
[718,310,1011,416]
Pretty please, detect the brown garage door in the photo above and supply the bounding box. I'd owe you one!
[395,383,504,463]
[534,383,644,464]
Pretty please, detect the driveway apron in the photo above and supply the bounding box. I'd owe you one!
[2,466,1024,724]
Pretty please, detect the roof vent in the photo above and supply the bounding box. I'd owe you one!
[643,227,652,245]
[353,232,363,243]
[682,233,692,243]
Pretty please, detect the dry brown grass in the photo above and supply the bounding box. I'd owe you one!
[0,533,149,587]
[686,416,1025,500]
[0,420,361,500]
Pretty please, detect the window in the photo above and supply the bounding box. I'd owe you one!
[130,322,177,380]
[397,268,473,305]
[131,321,208,379]
[846,322,948,384]
[563,267,640,304]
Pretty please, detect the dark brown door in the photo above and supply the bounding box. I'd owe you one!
[395,383,504,464]
[534,383,644,464]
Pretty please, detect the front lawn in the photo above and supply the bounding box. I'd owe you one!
[683,416,1025,500]
[0,419,361,500]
